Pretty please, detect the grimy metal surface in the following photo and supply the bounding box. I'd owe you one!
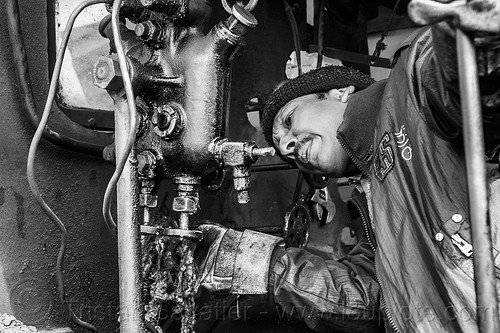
[114,98,146,333]
[457,28,500,333]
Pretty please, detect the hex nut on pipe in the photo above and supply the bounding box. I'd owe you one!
[93,56,123,91]
[173,196,198,213]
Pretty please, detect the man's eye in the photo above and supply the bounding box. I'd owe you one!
[284,112,294,127]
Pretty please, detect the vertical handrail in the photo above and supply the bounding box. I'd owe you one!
[456,28,500,333]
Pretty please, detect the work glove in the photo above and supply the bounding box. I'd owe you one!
[408,0,500,33]
[194,223,283,294]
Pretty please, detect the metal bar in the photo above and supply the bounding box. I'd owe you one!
[234,225,282,233]
[251,163,297,172]
[456,28,500,333]
[309,45,393,69]
[115,100,147,333]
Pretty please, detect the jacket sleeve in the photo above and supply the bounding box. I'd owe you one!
[267,236,383,333]
[416,23,500,150]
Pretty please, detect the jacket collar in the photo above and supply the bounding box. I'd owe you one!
[336,79,387,176]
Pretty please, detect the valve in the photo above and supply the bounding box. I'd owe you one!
[209,138,275,203]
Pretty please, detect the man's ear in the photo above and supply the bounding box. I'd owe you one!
[340,85,355,103]
[326,85,355,103]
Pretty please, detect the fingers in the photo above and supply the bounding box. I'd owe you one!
[408,0,500,33]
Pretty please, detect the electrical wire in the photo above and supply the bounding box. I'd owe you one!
[282,0,306,201]
[101,0,139,234]
[26,1,111,331]
[282,0,303,76]
[6,0,113,156]
[315,0,325,69]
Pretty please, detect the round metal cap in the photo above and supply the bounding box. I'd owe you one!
[232,5,258,28]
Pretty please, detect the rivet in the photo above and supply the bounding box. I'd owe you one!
[435,232,444,242]
[452,214,463,223]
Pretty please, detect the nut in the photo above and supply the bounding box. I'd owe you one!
[173,196,198,213]
[93,56,123,91]
[140,193,158,208]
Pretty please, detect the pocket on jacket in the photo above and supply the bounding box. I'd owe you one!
[433,213,477,280]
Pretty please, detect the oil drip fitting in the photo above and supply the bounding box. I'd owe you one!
[162,175,203,241]
[209,138,275,203]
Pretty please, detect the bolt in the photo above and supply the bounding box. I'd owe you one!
[134,21,162,43]
[95,63,110,80]
[452,214,463,223]
[134,23,149,38]
[93,56,123,91]
[87,118,96,127]
[435,232,444,242]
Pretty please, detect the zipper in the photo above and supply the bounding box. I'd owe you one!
[337,133,371,179]
[347,178,401,333]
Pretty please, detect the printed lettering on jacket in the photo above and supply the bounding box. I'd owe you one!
[394,125,412,161]
[373,132,394,181]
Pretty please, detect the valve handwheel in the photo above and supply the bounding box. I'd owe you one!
[221,0,258,14]
[282,203,311,248]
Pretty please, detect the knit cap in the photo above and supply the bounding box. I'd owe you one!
[261,65,375,150]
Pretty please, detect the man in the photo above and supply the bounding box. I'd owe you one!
[195,1,500,332]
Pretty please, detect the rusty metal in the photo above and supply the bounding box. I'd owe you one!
[457,28,500,333]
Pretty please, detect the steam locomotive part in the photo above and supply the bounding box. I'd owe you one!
[91,1,273,331]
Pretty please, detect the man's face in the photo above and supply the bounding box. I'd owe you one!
[272,87,354,177]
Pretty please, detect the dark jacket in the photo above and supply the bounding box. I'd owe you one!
[268,26,500,333]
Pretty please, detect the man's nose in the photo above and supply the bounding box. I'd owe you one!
[279,136,296,157]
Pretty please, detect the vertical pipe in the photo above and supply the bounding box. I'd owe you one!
[456,29,500,333]
[114,100,147,333]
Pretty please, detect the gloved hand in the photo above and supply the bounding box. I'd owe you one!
[408,0,500,33]
[194,223,284,294]
[194,223,242,292]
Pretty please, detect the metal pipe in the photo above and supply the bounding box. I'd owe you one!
[456,28,500,333]
[114,100,146,333]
